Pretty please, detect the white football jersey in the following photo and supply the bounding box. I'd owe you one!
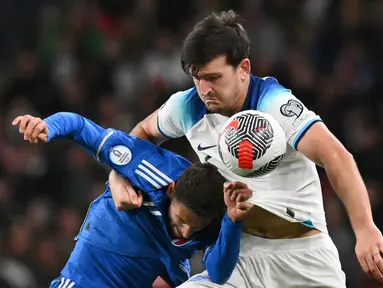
[158,75,327,233]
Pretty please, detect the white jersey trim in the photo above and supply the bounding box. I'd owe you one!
[134,160,172,189]
[58,277,76,288]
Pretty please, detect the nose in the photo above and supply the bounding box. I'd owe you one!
[181,225,193,239]
[199,79,212,96]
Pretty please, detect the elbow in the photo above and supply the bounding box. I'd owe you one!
[322,146,354,169]
[207,264,233,285]
[209,273,230,285]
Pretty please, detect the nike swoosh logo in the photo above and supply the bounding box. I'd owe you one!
[197,144,217,151]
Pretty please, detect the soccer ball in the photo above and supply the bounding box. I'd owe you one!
[218,110,287,177]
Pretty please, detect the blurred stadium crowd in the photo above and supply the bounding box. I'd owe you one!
[0,0,382,287]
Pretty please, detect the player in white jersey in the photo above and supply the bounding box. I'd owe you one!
[109,10,383,287]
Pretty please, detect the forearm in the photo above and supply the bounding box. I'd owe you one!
[45,112,85,140]
[204,213,243,284]
[325,150,373,232]
[45,112,105,157]
[130,123,152,141]
[129,111,167,145]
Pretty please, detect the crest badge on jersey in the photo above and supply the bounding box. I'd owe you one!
[109,145,132,165]
[280,99,303,118]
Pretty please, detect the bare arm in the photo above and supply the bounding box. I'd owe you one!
[297,122,373,231]
[297,122,383,281]
[130,109,167,145]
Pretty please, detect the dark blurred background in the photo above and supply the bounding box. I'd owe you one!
[0,0,382,287]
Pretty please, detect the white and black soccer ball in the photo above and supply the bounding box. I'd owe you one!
[218,110,287,177]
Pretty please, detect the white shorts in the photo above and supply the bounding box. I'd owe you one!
[178,232,346,288]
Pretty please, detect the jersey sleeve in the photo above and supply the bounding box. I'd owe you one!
[95,129,192,192]
[157,87,203,139]
[45,112,107,158]
[45,112,192,193]
[201,213,243,284]
[257,78,322,150]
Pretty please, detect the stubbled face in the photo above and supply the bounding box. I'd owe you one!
[168,199,212,239]
[192,56,250,117]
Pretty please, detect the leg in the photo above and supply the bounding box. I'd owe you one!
[176,261,260,288]
[242,233,346,288]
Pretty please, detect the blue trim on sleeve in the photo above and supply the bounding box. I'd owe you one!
[157,116,177,139]
[292,119,322,150]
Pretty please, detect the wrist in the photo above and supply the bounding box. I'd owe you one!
[225,212,241,224]
[354,221,376,237]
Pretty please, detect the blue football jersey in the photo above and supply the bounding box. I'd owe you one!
[45,112,220,287]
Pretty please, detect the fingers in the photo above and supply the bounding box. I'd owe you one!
[373,252,383,281]
[115,179,142,209]
[12,116,23,126]
[236,202,254,211]
[124,179,138,204]
[358,257,371,278]
[224,181,248,191]
[224,182,233,192]
[31,122,47,141]
[24,117,42,141]
[37,133,48,143]
[228,202,254,222]
[136,190,144,208]
[229,181,248,190]
[12,115,48,143]
[226,188,252,202]
[365,252,383,282]
[19,115,33,133]
[236,188,252,202]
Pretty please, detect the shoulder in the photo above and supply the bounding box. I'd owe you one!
[254,76,292,110]
[159,87,207,134]
[166,87,204,112]
[258,76,291,101]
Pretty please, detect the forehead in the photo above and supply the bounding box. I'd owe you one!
[172,200,206,226]
[195,56,232,77]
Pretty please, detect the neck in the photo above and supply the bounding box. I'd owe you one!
[224,75,251,117]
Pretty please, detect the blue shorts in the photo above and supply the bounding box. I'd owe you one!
[50,240,167,288]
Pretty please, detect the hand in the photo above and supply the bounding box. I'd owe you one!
[224,181,254,222]
[109,170,143,210]
[355,224,383,282]
[12,115,48,143]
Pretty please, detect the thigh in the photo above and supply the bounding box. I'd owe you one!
[259,240,346,287]
[177,258,261,288]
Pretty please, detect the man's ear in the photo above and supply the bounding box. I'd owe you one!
[167,182,176,198]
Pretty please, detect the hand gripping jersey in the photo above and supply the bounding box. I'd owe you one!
[158,75,327,233]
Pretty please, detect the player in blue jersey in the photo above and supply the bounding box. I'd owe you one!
[13,113,254,288]
[108,10,383,287]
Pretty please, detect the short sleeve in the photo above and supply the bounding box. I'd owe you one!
[157,87,205,139]
[258,91,322,150]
